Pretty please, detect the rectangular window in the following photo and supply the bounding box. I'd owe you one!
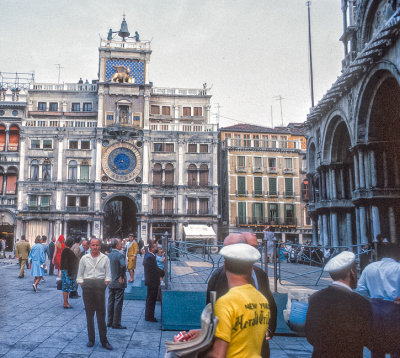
[164,197,174,214]
[269,177,277,196]
[285,204,295,225]
[152,197,162,214]
[183,107,191,116]
[31,140,40,149]
[49,102,58,111]
[237,156,245,168]
[262,135,268,147]
[238,202,246,224]
[243,134,251,147]
[268,203,279,223]
[187,198,197,215]
[80,196,89,208]
[252,203,264,223]
[29,195,38,207]
[284,158,293,170]
[150,105,160,115]
[285,178,293,196]
[199,144,208,153]
[302,180,309,201]
[253,135,260,147]
[254,157,262,169]
[80,165,89,182]
[237,176,246,195]
[67,196,76,207]
[271,135,277,148]
[81,140,90,150]
[199,198,208,214]
[254,177,263,195]
[83,103,92,112]
[280,136,288,148]
[188,144,197,153]
[69,140,78,149]
[154,143,163,152]
[162,106,171,116]
[165,143,174,152]
[268,157,276,169]
[71,103,80,112]
[233,134,241,146]
[40,196,50,208]
[133,115,140,122]
[38,102,46,111]
[193,107,202,116]
[43,140,52,149]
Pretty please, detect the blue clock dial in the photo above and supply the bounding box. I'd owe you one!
[108,147,136,175]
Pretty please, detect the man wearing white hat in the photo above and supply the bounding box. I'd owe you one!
[305,251,372,358]
[206,243,270,357]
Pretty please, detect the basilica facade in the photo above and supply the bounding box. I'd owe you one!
[0,18,218,247]
[306,0,400,246]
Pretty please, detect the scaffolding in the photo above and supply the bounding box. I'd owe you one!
[0,72,35,90]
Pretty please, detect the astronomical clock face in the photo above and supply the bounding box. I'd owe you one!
[102,142,141,182]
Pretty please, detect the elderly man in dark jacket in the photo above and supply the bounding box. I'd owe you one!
[107,239,127,329]
[143,241,163,322]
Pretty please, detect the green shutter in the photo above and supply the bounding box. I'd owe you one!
[238,202,246,224]
[252,203,264,223]
[269,177,277,195]
[237,176,246,194]
[254,177,262,195]
[285,178,293,196]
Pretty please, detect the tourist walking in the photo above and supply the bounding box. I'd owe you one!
[107,238,127,329]
[77,238,112,350]
[263,226,276,262]
[1,238,6,258]
[52,235,65,279]
[60,238,79,309]
[143,241,163,322]
[28,236,46,292]
[15,235,30,278]
[305,251,372,357]
[48,237,56,275]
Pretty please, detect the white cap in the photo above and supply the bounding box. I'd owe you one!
[220,243,260,264]
[324,251,355,273]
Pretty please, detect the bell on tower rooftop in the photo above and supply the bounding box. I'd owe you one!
[118,14,130,41]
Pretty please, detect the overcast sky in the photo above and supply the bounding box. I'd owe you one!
[0,0,344,127]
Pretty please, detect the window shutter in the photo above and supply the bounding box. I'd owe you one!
[269,177,277,195]
[237,177,246,194]
[254,177,262,194]
[238,202,246,223]
[285,178,293,195]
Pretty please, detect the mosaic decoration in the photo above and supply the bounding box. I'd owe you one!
[105,59,144,84]
[102,142,141,182]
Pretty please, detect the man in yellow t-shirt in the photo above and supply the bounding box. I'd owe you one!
[208,243,270,358]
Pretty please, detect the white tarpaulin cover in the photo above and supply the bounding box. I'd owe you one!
[183,225,216,240]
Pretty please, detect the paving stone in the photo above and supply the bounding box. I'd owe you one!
[1,349,31,358]
[26,347,63,358]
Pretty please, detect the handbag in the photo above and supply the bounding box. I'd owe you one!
[57,279,62,290]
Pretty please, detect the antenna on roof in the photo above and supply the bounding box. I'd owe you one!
[55,64,64,84]
[273,95,284,126]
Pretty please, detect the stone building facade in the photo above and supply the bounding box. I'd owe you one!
[0,18,218,246]
[219,123,311,243]
[306,0,400,246]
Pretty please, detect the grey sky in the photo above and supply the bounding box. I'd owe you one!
[0,0,344,127]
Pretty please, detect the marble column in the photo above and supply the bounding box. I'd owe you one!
[322,170,327,199]
[388,206,396,243]
[393,152,400,187]
[63,221,67,237]
[359,206,367,244]
[353,154,359,189]
[340,168,345,199]
[87,222,91,238]
[355,207,361,245]
[95,138,102,182]
[143,94,150,129]
[348,167,353,194]
[5,130,9,152]
[312,218,318,245]
[369,150,377,187]
[358,150,365,188]
[346,212,352,247]
[323,214,329,247]
[331,212,339,246]
[363,150,370,188]
[142,140,149,185]
[382,151,389,187]
[331,168,337,200]
[371,206,381,242]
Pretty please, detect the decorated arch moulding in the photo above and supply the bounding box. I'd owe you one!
[101,192,140,212]
[354,60,400,141]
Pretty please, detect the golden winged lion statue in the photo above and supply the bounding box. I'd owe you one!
[111,66,134,84]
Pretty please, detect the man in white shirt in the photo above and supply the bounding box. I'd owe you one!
[356,245,400,358]
[77,238,112,350]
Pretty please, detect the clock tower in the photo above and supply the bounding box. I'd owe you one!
[97,17,151,239]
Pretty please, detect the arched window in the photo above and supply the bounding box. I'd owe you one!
[31,160,39,180]
[68,160,77,181]
[164,163,174,186]
[153,163,162,186]
[199,164,209,187]
[42,160,51,181]
[188,164,197,187]
[0,125,5,151]
[8,125,19,151]
[0,167,4,194]
[80,160,89,182]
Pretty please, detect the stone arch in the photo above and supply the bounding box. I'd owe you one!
[307,141,317,173]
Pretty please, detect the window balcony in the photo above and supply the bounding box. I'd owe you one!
[66,206,89,212]
[267,191,278,198]
[27,205,53,212]
[284,192,295,198]
[267,167,278,174]
[235,166,247,173]
[283,168,294,174]
[252,167,264,174]
[284,217,297,226]
[187,210,198,215]
[235,190,248,197]
[253,191,265,197]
